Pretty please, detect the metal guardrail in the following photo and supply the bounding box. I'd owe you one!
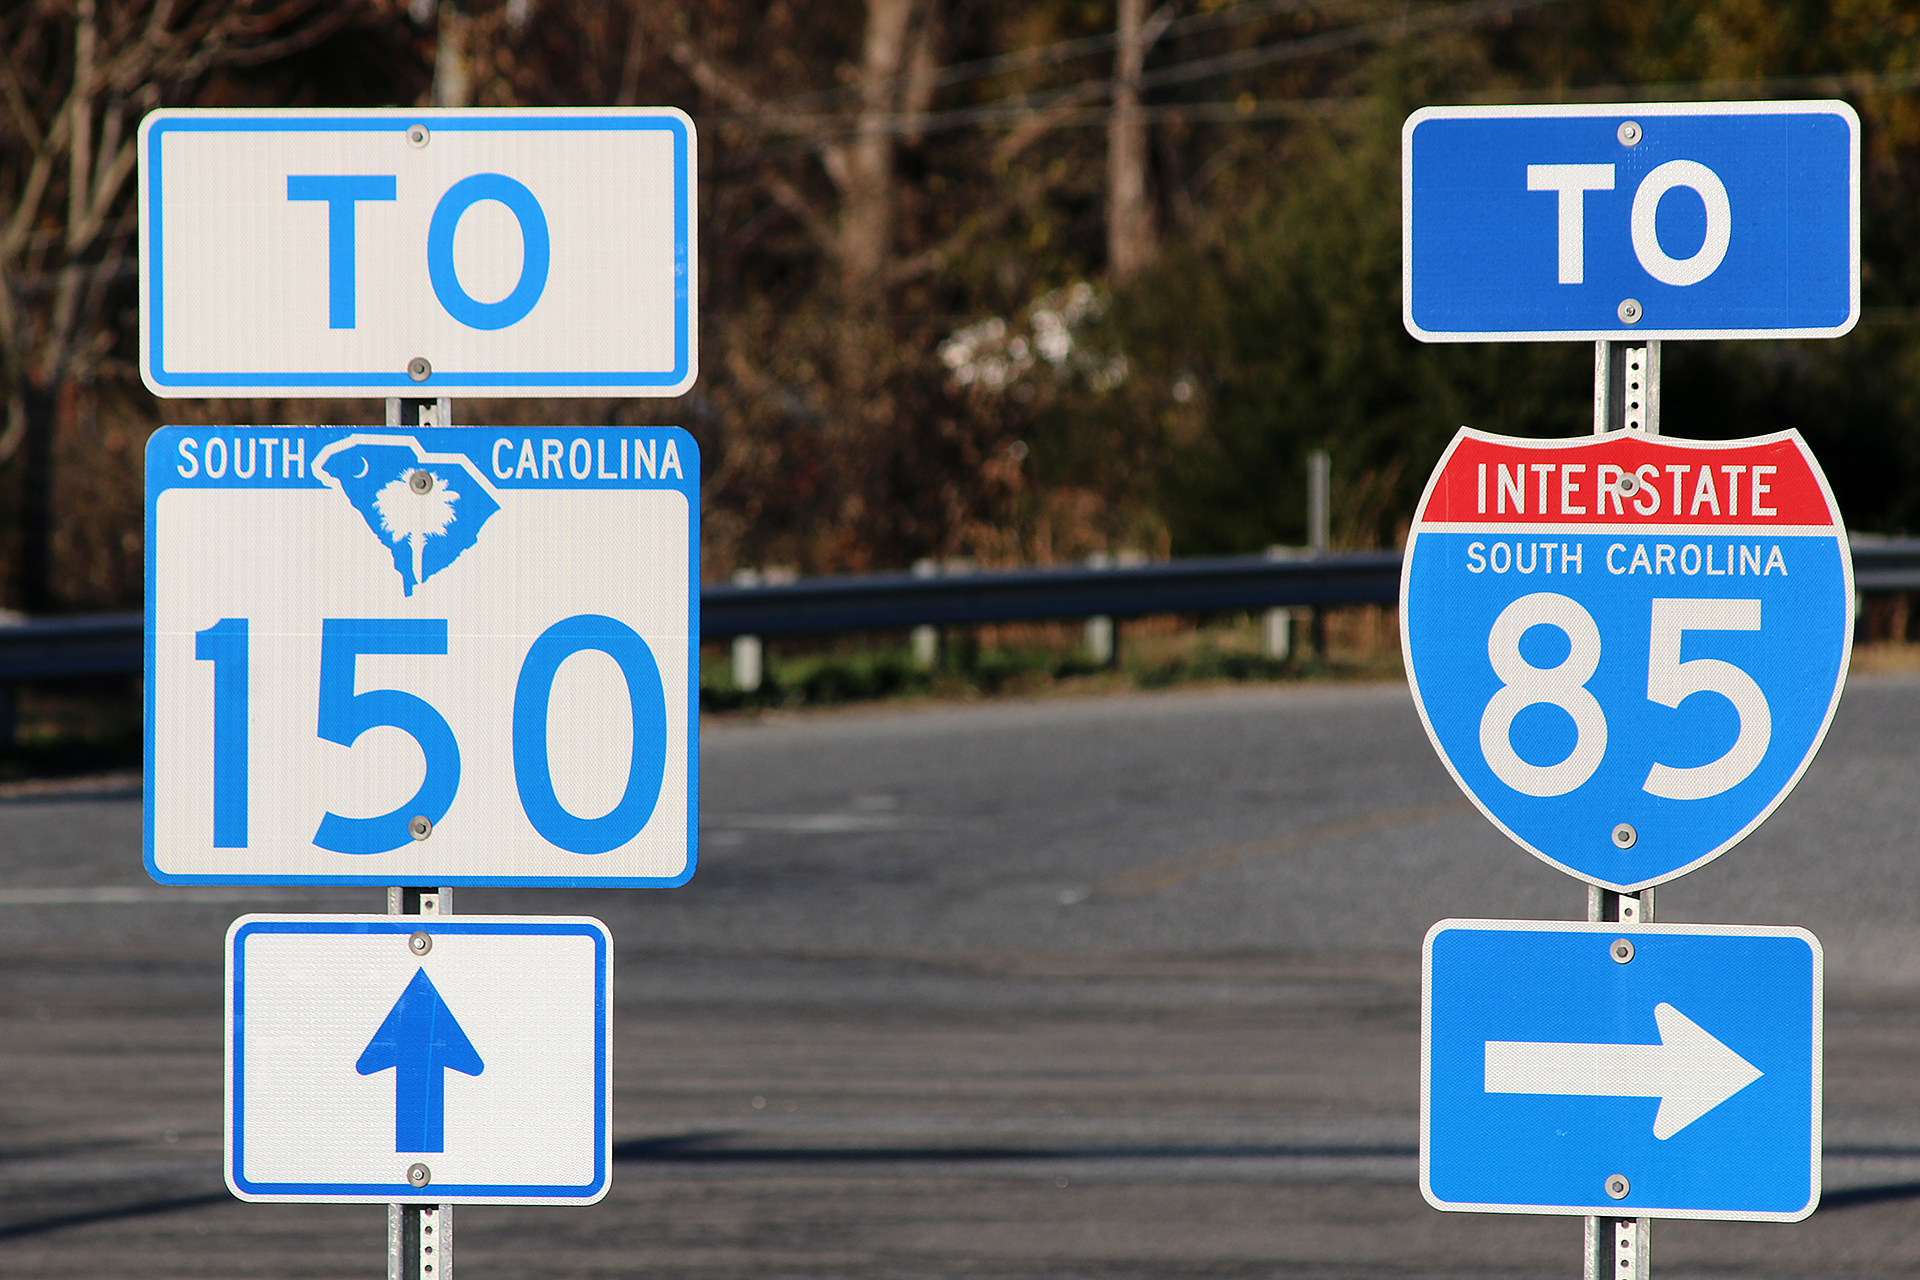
[1848,538,1920,592]
[701,551,1403,638]
[0,611,144,681]
[5,539,1920,678]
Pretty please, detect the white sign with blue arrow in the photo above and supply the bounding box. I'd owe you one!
[1423,919,1822,1221]
[226,915,611,1205]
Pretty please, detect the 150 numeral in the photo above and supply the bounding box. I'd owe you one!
[195,615,666,855]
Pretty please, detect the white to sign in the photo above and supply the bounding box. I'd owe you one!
[1402,428,1851,891]
[138,108,695,397]
[227,915,611,1205]
[145,426,698,887]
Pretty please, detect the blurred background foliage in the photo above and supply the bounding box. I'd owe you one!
[5,0,1920,611]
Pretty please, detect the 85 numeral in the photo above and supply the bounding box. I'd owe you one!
[1477,593,1772,801]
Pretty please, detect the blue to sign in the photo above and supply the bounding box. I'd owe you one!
[1424,920,1822,1221]
[1403,101,1859,341]
[1401,429,1852,892]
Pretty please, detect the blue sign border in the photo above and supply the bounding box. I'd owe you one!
[1402,100,1860,342]
[138,108,696,397]
[1421,919,1822,1221]
[226,916,612,1204]
[143,425,699,888]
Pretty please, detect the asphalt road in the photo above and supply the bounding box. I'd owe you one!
[6,673,1920,1277]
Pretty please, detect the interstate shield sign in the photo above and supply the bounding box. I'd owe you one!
[1401,428,1852,892]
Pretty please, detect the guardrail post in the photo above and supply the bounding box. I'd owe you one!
[1084,553,1116,666]
[1308,451,1330,661]
[910,559,939,668]
[1262,546,1305,660]
[730,568,763,692]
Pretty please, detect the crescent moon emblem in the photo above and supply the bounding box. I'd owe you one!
[353,458,369,478]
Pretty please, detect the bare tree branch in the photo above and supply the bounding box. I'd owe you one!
[761,168,840,259]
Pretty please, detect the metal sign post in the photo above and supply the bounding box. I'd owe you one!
[1588,343,1654,1278]
[142,106,700,1278]
[1401,100,1860,1276]
[390,882,452,1280]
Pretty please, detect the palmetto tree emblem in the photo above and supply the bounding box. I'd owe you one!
[374,469,459,588]
[315,438,501,596]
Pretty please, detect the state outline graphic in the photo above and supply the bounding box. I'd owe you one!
[314,434,503,596]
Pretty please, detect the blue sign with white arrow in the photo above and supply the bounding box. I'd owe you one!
[1423,920,1822,1221]
[1403,101,1859,341]
[226,915,611,1205]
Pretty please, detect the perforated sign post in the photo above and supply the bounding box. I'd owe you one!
[139,105,704,1275]
[1401,428,1852,892]
[1400,99,1858,1271]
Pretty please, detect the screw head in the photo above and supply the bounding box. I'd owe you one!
[1617,473,1639,496]
[1612,822,1637,849]
[1617,298,1643,324]
[409,470,434,495]
[409,930,432,956]
[407,1162,432,1187]
[1611,938,1635,964]
[409,814,433,841]
[408,357,432,382]
[407,123,430,148]
[1606,1173,1630,1199]
[1617,120,1642,147]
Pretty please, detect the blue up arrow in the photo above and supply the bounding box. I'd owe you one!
[356,967,484,1152]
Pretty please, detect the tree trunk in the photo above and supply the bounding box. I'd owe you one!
[836,0,916,313]
[434,1,475,108]
[1107,0,1154,284]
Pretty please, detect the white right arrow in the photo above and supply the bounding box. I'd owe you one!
[1484,1002,1763,1140]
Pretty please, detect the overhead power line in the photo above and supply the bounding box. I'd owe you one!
[718,0,1570,147]
[747,0,1325,115]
